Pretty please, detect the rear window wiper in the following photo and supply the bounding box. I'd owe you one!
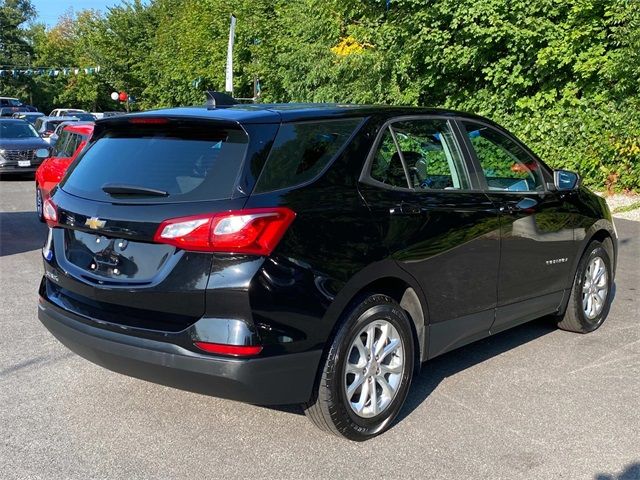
[102,184,169,197]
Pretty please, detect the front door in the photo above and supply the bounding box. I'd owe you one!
[458,120,576,332]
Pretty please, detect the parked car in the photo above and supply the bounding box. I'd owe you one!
[0,118,49,175]
[49,108,86,117]
[0,106,30,117]
[48,120,93,145]
[35,122,94,220]
[0,97,37,115]
[0,97,23,107]
[38,101,617,440]
[92,111,124,119]
[69,112,96,122]
[12,111,45,125]
[33,116,80,143]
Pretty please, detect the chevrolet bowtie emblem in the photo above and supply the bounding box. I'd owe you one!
[85,217,106,230]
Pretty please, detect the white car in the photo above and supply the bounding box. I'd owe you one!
[49,108,87,117]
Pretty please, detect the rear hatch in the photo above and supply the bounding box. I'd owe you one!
[45,117,250,331]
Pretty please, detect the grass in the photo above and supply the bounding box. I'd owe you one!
[611,200,640,214]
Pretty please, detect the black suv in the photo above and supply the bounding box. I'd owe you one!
[38,101,617,440]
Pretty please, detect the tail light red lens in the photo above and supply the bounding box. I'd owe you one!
[128,117,169,125]
[154,207,296,255]
[43,198,58,226]
[194,341,263,357]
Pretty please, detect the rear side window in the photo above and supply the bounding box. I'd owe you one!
[371,129,408,188]
[67,133,84,156]
[254,118,362,193]
[62,121,248,203]
[55,132,83,157]
[53,130,72,156]
[369,118,470,190]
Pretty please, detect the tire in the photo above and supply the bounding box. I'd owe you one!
[304,294,415,441]
[557,240,613,333]
[35,185,44,222]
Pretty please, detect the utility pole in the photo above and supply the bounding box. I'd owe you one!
[225,15,237,95]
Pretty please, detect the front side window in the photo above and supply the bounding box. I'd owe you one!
[369,118,470,190]
[462,122,544,192]
[254,118,362,193]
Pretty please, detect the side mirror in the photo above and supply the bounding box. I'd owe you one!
[35,148,50,159]
[554,169,580,191]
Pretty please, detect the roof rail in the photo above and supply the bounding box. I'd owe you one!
[205,91,238,109]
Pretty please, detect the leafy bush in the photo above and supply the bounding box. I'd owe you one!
[2,0,638,192]
[500,99,640,192]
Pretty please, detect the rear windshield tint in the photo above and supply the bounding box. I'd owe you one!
[61,120,248,203]
[254,118,362,193]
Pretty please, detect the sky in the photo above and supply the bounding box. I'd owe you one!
[31,0,120,27]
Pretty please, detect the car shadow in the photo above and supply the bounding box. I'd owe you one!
[262,315,560,419]
[594,462,640,480]
[0,210,48,257]
[0,172,36,181]
[396,316,557,424]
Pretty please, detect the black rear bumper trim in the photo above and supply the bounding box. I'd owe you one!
[38,297,321,405]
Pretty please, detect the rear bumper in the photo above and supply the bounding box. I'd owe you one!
[38,297,321,405]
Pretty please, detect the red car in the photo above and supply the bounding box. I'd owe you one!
[35,123,94,220]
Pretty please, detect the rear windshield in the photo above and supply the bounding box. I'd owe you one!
[45,120,69,131]
[72,113,96,121]
[61,120,248,203]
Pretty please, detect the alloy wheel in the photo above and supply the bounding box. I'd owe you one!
[582,256,608,320]
[344,320,405,418]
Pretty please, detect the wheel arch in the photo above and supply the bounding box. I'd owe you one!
[322,260,430,366]
[559,220,617,316]
[575,220,617,281]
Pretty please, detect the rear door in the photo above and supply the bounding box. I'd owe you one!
[458,119,576,332]
[359,116,501,357]
[47,117,256,330]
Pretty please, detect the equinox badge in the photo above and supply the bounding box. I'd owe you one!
[85,217,106,230]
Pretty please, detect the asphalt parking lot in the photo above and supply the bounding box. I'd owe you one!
[1,177,639,480]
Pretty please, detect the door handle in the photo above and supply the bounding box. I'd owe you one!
[390,203,421,216]
[500,197,538,214]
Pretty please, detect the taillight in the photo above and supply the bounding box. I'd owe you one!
[43,198,58,226]
[154,207,296,255]
[43,130,54,136]
[129,117,169,124]
[193,341,263,357]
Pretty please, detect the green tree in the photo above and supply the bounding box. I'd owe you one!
[4,0,639,191]
[0,0,36,103]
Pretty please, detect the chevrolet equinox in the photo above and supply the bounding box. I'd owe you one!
[38,98,617,440]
